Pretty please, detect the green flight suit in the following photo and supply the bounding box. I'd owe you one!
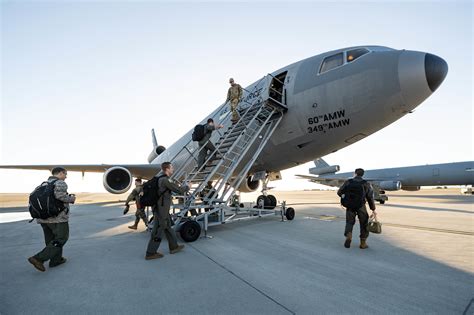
[146,176,189,254]
[337,176,376,239]
[198,123,217,168]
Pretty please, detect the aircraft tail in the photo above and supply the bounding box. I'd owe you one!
[314,158,329,168]
[151,129,158,147]
[147,129,166,163]
[309,158,340,175]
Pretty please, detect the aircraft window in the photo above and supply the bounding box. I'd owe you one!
[319,53,343,74]
[346,48,369,62]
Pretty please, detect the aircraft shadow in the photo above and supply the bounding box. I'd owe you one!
[392,194,472,204]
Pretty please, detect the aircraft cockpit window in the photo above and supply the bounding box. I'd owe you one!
[346,48,369,63]
[319,53,343,74]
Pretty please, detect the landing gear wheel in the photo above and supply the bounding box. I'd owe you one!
[267,195,277,210]
[285,207,295,220]
[379,200,385,204]
[257,195,270,209]
[180,221,201,242]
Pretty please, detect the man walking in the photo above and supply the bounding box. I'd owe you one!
[145,162,189,260]
[197,118,223,169]
[337,168,376,249]
[27,167,76,272]
[124,178,148,230]
[226,78,243,124]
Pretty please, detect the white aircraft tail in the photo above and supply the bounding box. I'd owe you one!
[309,158,340,175]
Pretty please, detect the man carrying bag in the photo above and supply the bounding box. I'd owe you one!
[337,168,377,249]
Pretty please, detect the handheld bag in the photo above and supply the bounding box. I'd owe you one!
[368,217,382,234]
[140,175,166,207]
[28,180,65,219]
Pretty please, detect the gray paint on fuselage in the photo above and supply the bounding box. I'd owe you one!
[153,45,442,179]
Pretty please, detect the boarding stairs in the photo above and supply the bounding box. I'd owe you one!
[163,74,292,240]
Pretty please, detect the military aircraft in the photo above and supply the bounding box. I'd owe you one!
[297,159,474,203]
[1,45,448,207]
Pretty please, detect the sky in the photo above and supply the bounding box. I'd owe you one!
[0,1,472,193]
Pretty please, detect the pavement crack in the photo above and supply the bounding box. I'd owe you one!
[463,297,474,315]
[190,244,296,315]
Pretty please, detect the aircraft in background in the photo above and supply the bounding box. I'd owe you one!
[297,159,474,203]
[1,46,448,208]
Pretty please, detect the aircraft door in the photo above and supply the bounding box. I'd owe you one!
[269,71,288,104]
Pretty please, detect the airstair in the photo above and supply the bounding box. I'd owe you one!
[161,74,295,242]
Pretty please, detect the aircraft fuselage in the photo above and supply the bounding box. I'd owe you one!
[154,46,447,178]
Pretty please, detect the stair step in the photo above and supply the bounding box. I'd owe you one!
[189,171,211,177]
[219,142,234,150]
[216,138,240,147]
[266,98,288,112]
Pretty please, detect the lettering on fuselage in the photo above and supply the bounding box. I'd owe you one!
[243,88,263,103]
[307,110,350,134]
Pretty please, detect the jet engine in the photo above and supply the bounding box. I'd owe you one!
[238,176,260,193]
[378,181,402,191]
[147,145,166,163]
[103,166,133,194]
[402,186,421,191]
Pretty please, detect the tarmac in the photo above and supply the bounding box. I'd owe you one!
[0,189,473,314]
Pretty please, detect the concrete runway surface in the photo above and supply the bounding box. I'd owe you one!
[0,189,473,314]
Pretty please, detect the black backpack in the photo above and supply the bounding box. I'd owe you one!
[140,175,167,207]
[192,124,205,142]
[341,179,366,209]
[28,179,65,219]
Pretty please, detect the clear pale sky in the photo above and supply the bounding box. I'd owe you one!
[1,1,472,193]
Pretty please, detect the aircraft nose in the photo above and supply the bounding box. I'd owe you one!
[398,50,448,111]
[424,53,448,92]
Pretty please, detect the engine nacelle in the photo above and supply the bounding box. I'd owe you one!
[402,185,421,191]
[147,145,166,163]
[103,166,133,194]
[378,180,402,191]
[238,176,260,193]
[309,165,340,175]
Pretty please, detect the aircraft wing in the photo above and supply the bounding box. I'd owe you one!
[0,164,161,179]
[297,174,398,189]
[296,174,347,187]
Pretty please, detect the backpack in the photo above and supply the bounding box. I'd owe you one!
[192,124,205,142]
[341,179,366,209]
[28,179,65,219]
[140,175,167,207]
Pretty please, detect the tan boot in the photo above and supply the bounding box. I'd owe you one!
[344,232,352,248]
[170,244,185,254]
[128,224,138,230]
[28,257,45,272]
[360,239,369,249]
[145,252,164,260]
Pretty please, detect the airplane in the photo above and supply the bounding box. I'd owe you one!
[297,159,474,203]
[1,45,449,238]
